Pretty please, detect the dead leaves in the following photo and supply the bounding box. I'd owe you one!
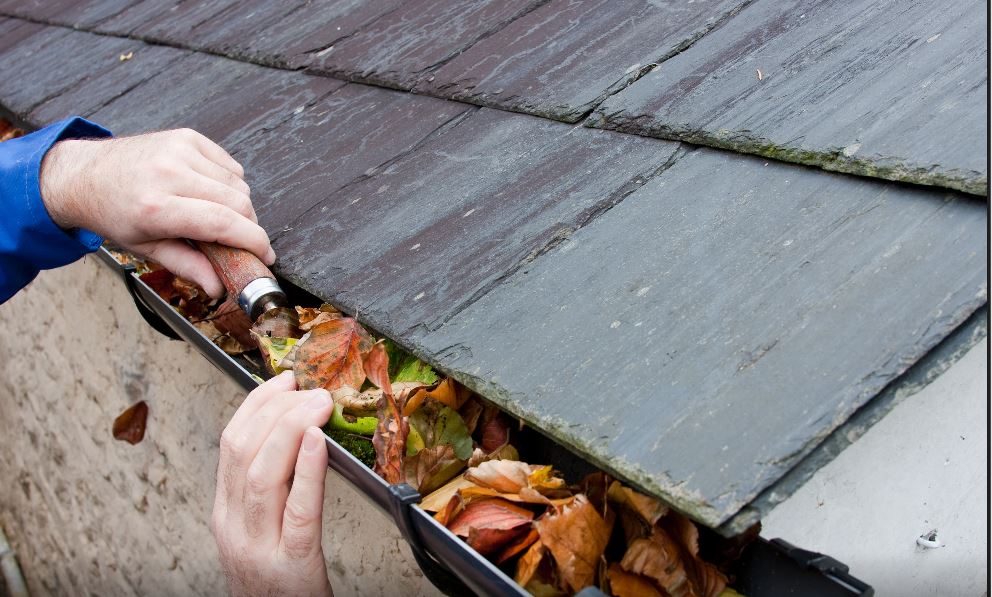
[536,494,613,592]
[448,498,535,556]
[295,318,374,392]
[112,401,148,445]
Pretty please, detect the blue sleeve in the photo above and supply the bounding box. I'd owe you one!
[0,117,112,304]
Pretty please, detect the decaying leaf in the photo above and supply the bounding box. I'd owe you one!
[608,480,669,534]
[251,306,301,339]
[372,392,409,484]
[407,400,474,460]
[294,318,373,391]
[254,335,298,374]
[363,340,392,394]
[515,541,565,596]
[534,494,612,593]
[403,377,469,415]
[112,401,149,445]
[296,303,341,331]
[607,564,664,597]
[403,443,465,495]
[447,498,535,556]
[465,460,566,497]
[212,296,256,348]
[421,474,477,512]
[496,527,540,564]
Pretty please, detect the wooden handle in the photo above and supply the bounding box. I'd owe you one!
[194,241,274,298]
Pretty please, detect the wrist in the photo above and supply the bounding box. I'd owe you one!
[39,139,97,231]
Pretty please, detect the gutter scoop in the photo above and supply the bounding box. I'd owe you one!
[195,241,290,322]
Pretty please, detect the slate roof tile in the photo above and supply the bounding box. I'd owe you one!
[591,0,989,195]
[272,107,683,336]
[415,148,987,525]
[230,84,471,235]
[417,0,750,122]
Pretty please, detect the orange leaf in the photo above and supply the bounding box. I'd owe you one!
[363,340,392,395]
[607,564,664,597]
[112,401,148,445]
[496,527,540,564]
[620,528,690,596]
[403,378,469,415]
[294,318,373,391]
[296,303,341,331]
[607,481,669,526]
[447,498,534,538]
[534,494,612,592]
[372,392,408,484]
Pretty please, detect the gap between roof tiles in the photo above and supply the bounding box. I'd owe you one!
[565,0,758,127]
[0,9,984,200]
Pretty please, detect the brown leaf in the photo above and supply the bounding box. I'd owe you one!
[294,318,373,391]
[421,474,477,512]
[495,527,540,564]
[607,481,669,527]
[403,378,469,415]
[251,306,301,339]
[363,340,392,395]
[620,528,690,596]
[534,494,612,592]
[372,392,408,484]
[478,403,511,452]
[607,564,664,597]
[296,304,341,330]
[465,460,566,497]
[661,513,728,597]
[139,269,177,302]
[515,541,565,595]
[467,442,520,468]
[112,401,148,445]
[212,297,256,348]
[447,498,535,555]
[403,443,465,495]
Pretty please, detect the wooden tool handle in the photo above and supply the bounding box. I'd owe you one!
[194,241,274,297]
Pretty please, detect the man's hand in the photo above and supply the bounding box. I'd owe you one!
[212,372,334,597]
[39,128,274,297]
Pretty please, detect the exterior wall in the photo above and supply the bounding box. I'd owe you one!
[764,336,988,595]
[0,257,440,597]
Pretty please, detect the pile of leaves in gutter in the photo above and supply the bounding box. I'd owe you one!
[123,255,749,597]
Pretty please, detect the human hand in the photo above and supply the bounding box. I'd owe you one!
[212,371,334,597]
[39,128,274,297]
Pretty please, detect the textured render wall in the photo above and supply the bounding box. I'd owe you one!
[0,257,440,597]
[764,337,988,595]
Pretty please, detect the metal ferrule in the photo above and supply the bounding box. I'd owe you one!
[238,277,286,320]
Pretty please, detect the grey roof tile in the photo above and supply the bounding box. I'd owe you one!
[414,148,987,526]
[272,107,682,336]
[230,84,471,235]
[86,53,343,147]
[592,0,989,195]
[418,0,749,121]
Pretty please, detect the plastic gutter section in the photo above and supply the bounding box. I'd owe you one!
[95,247,873,597]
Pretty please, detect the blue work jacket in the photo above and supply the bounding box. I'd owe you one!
[0,117,111,304]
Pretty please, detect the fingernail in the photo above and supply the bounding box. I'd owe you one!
[302,427,322,452]
[265,248,276,264]
[279,370,294,380]
[307,390,331,409]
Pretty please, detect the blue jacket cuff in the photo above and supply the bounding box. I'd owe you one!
[17,117,113,268]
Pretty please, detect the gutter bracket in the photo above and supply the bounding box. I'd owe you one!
[387,483,475,597]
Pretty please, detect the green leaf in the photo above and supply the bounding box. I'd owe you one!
[327,403,378,435]
[384,339,439,385]
[407,400,473,460]
[253,336,298,374]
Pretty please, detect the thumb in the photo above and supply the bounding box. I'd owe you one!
[280,426,329,561]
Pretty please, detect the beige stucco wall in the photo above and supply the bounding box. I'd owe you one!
[0,256,441,596]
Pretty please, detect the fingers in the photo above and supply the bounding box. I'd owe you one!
[136,238,225,298]
[280,427,329,560]
[216,372,298,503]
[175,169,257,223]
[184,128,244,178]
[146,196,275,264]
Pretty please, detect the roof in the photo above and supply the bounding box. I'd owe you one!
[0,0,986,532]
